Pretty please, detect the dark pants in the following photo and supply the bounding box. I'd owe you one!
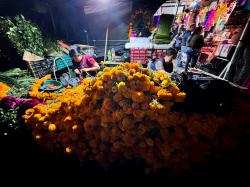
[185,47,200,71]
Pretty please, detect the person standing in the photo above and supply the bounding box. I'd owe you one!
[177,24,196,67]
[185,26,204,71]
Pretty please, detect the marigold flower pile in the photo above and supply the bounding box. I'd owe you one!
[0,82,11,99]
[23,63,246,173]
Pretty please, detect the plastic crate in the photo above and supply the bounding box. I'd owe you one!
[55,55,73,71]
[130,48,147,64]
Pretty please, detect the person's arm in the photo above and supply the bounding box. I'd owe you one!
[57,40,70,50]
[155,59,165,71]
[147,61,152,69]
[82,62,100,72]
[81,56,100,72]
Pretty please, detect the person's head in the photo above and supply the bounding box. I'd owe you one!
[195,26,203,34]
[156,51,163,59]
[189,24,196,32]
[69,46,82,62]
[166,47,177,60]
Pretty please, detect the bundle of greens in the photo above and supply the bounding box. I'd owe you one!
[0,68,35,98]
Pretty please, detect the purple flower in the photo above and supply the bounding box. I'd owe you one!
[0,96,43,109]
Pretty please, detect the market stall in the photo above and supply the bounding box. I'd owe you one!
[181,0,250,76]
[1,2,250,178]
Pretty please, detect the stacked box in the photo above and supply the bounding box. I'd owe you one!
[130,48,147,64]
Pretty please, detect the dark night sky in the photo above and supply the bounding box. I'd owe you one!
[0,0,166,55]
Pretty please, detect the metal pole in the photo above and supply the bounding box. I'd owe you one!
[220,16,250,79]
[104,25,109,63]
[86,32,89,45]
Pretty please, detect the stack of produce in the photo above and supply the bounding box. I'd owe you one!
[23,63,248,173]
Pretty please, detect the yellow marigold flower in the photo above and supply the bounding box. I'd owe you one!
[38,116,46,122]
[48,124,57,131]
[35,135,41,140]
[156,103,165,110]
[65,146,72,153]
[149,100,164,111]
[133,72,142,79]
[160,76,165,81]
[112,86,118,93]
[34,114,42,120]
[129,69,136,75]
[72,125,79,131]
[117,81,126,88]
[128,75,133,81]
[161,80,169,88]
[155,72,162,79]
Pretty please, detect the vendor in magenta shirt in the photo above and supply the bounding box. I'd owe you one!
[69,46,100,77]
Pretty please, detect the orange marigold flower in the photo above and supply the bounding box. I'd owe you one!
[150,86,161,94]
[157,89,173,101]
[169,84,180,95]
[0,82,11,99]
[175,92,186,102]
[103,67,111,72]
[131,91,145,103]
[121,117,134,130]
[133,110,145,119]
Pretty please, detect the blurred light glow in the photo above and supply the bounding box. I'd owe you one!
[98,0,111,4]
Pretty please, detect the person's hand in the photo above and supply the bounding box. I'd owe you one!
[74,69,81,75]
[164,55,173,63]
[80,68,88,73]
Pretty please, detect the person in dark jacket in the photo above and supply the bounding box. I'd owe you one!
[177,24,196,67]
[163,47,177,73]
[185,26,204,71]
